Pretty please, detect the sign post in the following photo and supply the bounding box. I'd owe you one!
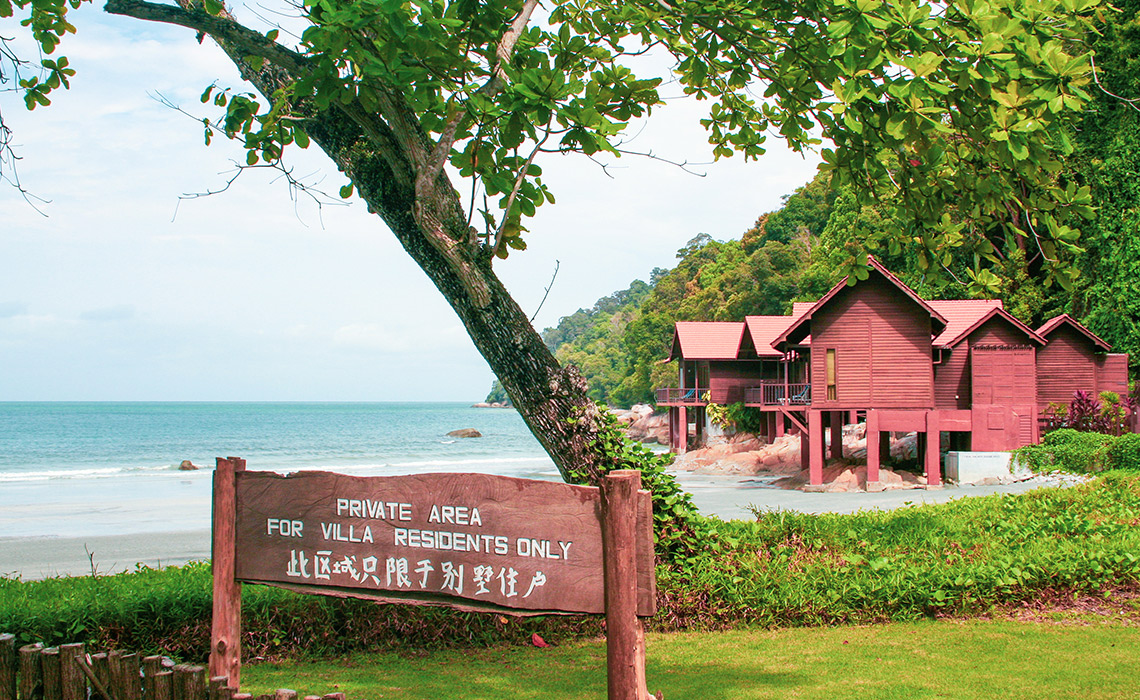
[210,457,245,687]
[601,470,649,700]
[210,461,656,698]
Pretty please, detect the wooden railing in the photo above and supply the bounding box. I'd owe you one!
[743,382,811,406]
[0,634,345,700]
[654,387,709,405]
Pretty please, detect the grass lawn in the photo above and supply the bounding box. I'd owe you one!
[242,617,1140,699]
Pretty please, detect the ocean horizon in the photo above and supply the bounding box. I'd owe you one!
[0,401,560,540]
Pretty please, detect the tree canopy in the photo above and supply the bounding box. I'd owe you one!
[1,0,1113,483]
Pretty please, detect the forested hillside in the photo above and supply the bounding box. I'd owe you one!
[487,1,1140,409]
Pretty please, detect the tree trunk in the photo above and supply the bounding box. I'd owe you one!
[304,111,611,484]
[103,0,614,484]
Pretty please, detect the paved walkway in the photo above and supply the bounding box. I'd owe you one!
[673,472,1088,521]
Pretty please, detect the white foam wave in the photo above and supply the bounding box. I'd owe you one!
[0,464,179,483]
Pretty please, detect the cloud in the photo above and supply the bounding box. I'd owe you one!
[0,302,28,319]
[79,305,136,322]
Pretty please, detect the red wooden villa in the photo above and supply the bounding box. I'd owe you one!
[657,257,1130,489]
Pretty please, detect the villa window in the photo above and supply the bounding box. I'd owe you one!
[826,349,837,401]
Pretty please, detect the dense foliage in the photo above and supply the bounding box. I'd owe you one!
[1014,428,1140,473]
[539,0,1140,406]
[4,473,1139,657]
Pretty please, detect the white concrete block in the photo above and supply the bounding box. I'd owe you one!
[945,451,1030,485]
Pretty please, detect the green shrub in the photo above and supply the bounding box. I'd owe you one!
[1015,429,1115,473]
[1105,433,1140,471]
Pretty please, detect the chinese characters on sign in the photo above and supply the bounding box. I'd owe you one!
[232,471,654,615]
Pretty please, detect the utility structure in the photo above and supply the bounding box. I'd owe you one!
[657,257,1130,489]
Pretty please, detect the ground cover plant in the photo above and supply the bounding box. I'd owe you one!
[240,619,1140,700]
[658,472,1140,628]
[3,473,1139,661]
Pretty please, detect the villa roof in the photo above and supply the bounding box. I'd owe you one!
[774,256,947,346]
[743,316,798,357]
[927,300,1043,347]
[1036,314,1112,351]
[669,322,746,360]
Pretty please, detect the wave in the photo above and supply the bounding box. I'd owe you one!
[0,455,556,483]
[0,463,181,483]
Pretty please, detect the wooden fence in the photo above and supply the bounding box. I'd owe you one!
[0,634,343,700]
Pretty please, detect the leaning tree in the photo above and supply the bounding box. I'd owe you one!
[3,0,1101,485]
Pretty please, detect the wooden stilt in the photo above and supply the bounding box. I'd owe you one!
[808,410,824,485]
[830,411,844,460]
[866,410,881,489]
[926,411,942,486]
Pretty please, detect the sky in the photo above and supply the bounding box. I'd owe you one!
[0,3,821,402]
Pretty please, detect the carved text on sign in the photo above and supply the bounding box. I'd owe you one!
[233,470,654,615]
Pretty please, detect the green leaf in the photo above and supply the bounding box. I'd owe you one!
[339,184,354,199]
[203,0,223,15]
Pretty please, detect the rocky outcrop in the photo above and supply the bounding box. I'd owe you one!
[772,464,928,492]
[668,423,935,491]
[612,404,669,445]
[447,428,483,438]
[472,402,511,408]
[672,434,802,475]
[179,460,199,471]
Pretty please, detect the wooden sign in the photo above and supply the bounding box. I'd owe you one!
[231,470,655,615]
[211,459,657,699]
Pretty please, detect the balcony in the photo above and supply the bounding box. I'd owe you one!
[654,387,709,406]
[743,382,812,407]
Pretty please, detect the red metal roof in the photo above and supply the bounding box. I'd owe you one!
[743,316,798,357]
[928,300,1020,347]
[1037,314,1113,351]
[774,256,947,346]
[670,322,746,360]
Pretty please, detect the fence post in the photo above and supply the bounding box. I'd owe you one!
[211,457,246,689]
[57,643,85,700]
[41,648,60,700]
[111,651,142,700]
[210,676,234,700]
[601,470,649,700]
[18,643,44,700]
[174,664,207,700]
[0,634,14,700]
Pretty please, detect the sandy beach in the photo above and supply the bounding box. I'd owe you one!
[0,530,212,581]
[0,474,1082,580]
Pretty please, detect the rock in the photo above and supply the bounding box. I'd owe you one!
[621,409,669,445]
[179,460,199,471]
[447,428,483,438]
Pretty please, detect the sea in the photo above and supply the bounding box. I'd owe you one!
[0,402,562,540]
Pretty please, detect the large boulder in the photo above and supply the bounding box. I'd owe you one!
[621,409,669,445]
[447,428,483,438]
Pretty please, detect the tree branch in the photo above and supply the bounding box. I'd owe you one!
[103,0,311,76]
[416,0,541,202]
